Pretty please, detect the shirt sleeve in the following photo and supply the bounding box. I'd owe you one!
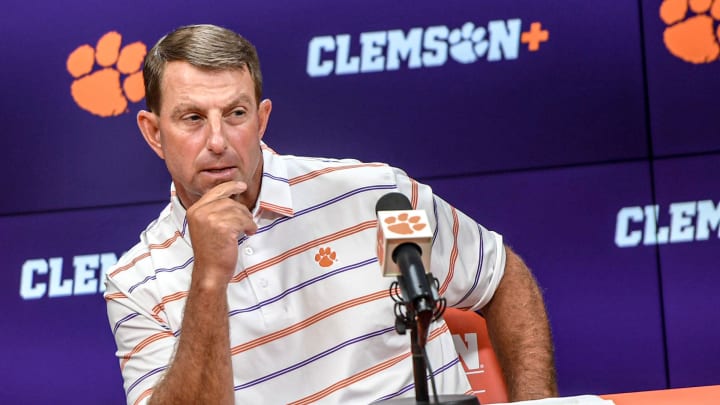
[391,166,506,311]
[105,270,177,405]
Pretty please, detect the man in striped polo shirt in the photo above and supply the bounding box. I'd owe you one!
[105,24,557,404]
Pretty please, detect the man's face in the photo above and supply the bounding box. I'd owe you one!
[139,61,271,209]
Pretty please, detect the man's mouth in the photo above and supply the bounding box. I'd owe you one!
[202,166,237,177]
[204,164,236,171]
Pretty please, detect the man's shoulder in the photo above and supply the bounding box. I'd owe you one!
[106,203,187,286]
[276,152,400,183]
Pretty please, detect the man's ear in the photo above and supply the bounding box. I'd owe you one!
[257,99,273,140]
[137,110,165,160]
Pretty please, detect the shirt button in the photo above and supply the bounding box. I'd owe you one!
[258,278,268,288]
[244,246,254,255]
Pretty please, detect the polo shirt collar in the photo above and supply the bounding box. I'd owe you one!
[253,144,295,219]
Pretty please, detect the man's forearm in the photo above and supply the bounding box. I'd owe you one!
[148,276,234,405]
[483,246,558,401]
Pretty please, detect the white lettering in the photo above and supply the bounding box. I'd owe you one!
[306,18,526,76]
[452,332,480,369]
[615,206,643,247]
[696,200,720,240]
[359,31,387,73]
[487,19,521,61]
[422,26,449,67]
[48,257,73,297]
[20,259,48,300]
[643,205,669,245]
[386,28,423,70]
[615,200,720,247]
[19,252,120,299]
[334,34,360,75]
[306,36,335,77]
[73,254,100,295]
[669,201,696,243]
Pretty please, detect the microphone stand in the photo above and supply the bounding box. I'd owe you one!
[379,276,480,405]
[409,306,431,403]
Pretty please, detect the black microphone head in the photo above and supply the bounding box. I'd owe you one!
[375,192,412,213]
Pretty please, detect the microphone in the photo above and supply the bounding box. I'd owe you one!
[375,193,475,405]
[375,193,436,335]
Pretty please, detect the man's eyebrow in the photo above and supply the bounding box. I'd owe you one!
[169,95,256,116]
[230,94,255,106]
[170,103,199,116]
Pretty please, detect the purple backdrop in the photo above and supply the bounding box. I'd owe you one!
[0,202,165,403]
[653,154,720,387]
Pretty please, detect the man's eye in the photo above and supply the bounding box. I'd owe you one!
[232,110,246,117]
[186,114,202,121]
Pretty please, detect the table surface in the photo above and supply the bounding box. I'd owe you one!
[601,384,720,404]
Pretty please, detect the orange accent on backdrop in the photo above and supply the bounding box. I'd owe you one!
[66,31,147,117]
[660,0,720,63]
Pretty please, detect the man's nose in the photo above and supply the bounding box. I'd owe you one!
[206,116,227,153]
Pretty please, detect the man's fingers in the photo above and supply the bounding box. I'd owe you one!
[186,180,256,240]
[201,181,248,204]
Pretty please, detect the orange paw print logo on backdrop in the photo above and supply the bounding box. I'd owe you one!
[384,213,427,235]
[660,0,720,63]
[315,247,337,268]
[66,31,147,117]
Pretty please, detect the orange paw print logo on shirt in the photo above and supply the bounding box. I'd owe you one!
[660,0,720,63]
[384,213,427,235]
[315,247,337,268]
[66,31,147,117]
